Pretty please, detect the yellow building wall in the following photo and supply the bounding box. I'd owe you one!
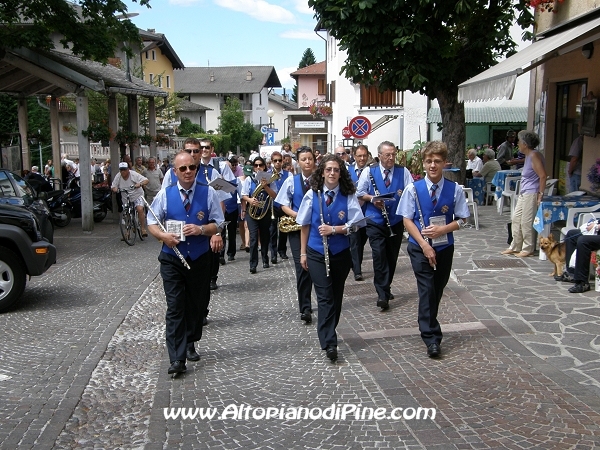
[142,48,175,93]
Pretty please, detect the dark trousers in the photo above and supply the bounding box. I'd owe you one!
[246,213,271,269]
[407,243,454,346]
[366,221,404,300]
[220,209,239,258]
[288,230,313,314]
[307,247,351,349]
[269,217,288,258]
[349,226,368,276]
[159,251,211,363]
[565,229,600,282]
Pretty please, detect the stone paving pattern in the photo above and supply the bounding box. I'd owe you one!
[0,206,599,449]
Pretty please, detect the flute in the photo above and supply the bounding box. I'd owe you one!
[317,190,330,277]
[141,196,191,270]
[412,186,436,270]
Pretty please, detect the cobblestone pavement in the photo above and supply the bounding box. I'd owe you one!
[1,206,600,449]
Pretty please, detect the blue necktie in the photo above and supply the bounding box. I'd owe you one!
[181,189,191,212]
[326,190,335,207]
[383,169,391,188]
[431,184,438,207]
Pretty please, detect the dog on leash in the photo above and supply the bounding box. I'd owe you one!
[539,235,566,277]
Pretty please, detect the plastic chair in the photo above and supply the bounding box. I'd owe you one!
[544,178,558,195]
[497,175,521,215]
[463,187,479,230]
[509,180,522,219]
[560,205,600,241]
[485,182,495,206]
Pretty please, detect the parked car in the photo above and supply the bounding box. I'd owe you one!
[0,168,56,312]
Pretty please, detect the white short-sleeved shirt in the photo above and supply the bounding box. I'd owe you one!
[296,187,364,227]
[397,177,470,220]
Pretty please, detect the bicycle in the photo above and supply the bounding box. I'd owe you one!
[119,186,145,246]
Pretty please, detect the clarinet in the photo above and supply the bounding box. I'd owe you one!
[141,196,191,270]
[412,186,436,271]
[368,169,396,237]
[317,190,330,277]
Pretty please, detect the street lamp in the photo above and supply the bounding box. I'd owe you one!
[267,109,275,127]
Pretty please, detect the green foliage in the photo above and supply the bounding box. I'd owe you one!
[0,95,51,147]
[397,140,426,180]
[0,0,152,62]
[178,117,205,136]
[218,97,262,152]
[299,48,317,69]
[82,120,112,145]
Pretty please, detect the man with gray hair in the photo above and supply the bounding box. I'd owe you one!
[466,149,483,175]
[473,148,501,183]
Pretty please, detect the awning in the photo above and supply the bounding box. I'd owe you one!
[459,16,600,102]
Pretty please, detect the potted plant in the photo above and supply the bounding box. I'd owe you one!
[114,130,139,146]
[139,133,155,146]
[82,121,112,146]
[309,100,333,119]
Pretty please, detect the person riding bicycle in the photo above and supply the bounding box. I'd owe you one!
[112,161,150,237]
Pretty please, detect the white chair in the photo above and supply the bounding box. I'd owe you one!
[509,180,522,219]
[497,175,521,215]
[463,187,479,230]
[560,205,600,241]
[544,178,558,195]
[485,182,495,206]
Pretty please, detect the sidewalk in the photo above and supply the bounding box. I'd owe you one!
[43,207,600,449]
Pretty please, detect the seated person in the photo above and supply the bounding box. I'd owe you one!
[473,148,501,183]
[466,149,483,178]
[559,223,600,293]
[25,166,53,192]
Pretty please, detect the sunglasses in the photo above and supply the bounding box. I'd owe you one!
[272,159,282,163]
[184,148,201,154]
[177,164,197,172]
[254,163,265,167]
[200,145,211,149]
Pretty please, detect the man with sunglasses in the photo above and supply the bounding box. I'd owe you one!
[112,161,150,237]
[148,151,225,375]
[269,151,290,263]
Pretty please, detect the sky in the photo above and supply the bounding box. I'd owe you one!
[124,0,325,92]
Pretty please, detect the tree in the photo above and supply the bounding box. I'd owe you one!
[308,0,534,169]
[0,0,151,62]
[178,117,204,136]
[292,48,318,103]
[218,97,263,152]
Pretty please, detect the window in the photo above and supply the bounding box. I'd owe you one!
[318,79,326,96]
[327,81,336,103]
[158,75,162,88]
[151,50,156,60]
[360,85,403,108]
[0,172,16,198]
[145,51,149,60]
[166,75,171,88]
[149,73,154,84]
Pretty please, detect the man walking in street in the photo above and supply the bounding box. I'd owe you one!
[348,145,369,281]
[269,151,290,263]
[144,157,163,203]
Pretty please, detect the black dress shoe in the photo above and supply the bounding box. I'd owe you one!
[326,345,338,361]
[245,246,250,253]
[219,256,226,265]
[263,262,270,269]
[555,272,575,283]
[279,253,289,260]
[209,280,218,290]
[186,346,200,362]
[354,274,364,281]
[250,267,257,274]
[376,299,389,310]
[228,255,235,261]
[427,343,441,357]
[168,360,187,375]
[301,310,312,324]
[271,257,278,264]
[569,282,591,293]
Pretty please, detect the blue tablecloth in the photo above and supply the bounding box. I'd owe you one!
[491,170,521,199]
[533,195,600,233]
[466,177,486,205]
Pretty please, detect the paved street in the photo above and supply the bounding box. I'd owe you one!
[1,206,600,449]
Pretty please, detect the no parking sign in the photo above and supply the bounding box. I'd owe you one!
[348,116,372,139]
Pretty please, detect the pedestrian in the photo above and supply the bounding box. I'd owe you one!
[144,157,164,203]
[397,140,470,358]
[147,151,225,376]
[297,153,364,362]
[496,131,516,170]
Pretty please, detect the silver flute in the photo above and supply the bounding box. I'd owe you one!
[412,186,436,270]
[317,190,330,277]
[141,196,191,270]
[368,170,396,237]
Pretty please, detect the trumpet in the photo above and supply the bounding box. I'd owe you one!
[317,190,330,277]
[248,171,281,220]
[368,170,396,237]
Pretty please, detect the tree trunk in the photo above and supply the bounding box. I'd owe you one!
[436,87,466,183]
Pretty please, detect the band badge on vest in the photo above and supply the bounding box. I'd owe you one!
[396,188,403,197]
[338,210,346,221]
[197,211,205,220]
[441,205,449,214]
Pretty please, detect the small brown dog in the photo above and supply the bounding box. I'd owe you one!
[539,235,566,276]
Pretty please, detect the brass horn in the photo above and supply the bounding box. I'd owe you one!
[248,171,281,220]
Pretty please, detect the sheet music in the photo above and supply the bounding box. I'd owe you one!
[166,220,186,241]
[429,215,448,246]
[209,178,237,193]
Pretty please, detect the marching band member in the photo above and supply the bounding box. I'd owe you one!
[397,141,469,358]
[269,151,291,263]
[357,141,412,310]
[296,154,364,361]
[241,156,278,274]
[348,144,370,281]
[274,146,316,323]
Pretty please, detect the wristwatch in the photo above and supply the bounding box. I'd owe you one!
[215,232,221,236]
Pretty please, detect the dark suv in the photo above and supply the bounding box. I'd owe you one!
[0,168,56,312]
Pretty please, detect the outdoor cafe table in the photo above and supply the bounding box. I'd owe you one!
[491,169,521,200]
[466,177,486,205]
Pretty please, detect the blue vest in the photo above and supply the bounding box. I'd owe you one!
[223,180,238,214]
[292,174,308,212]
[307,190,350,256]
[349,164,367,213]
[364,165,406,226]
[162,184,210,260]
[408,179,456,251]
[196,164,217,185]
[273,170,289,208]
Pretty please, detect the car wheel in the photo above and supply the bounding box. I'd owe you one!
[0,246,26,313]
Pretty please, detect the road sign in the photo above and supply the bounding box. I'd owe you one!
[266,128,278,133]
[260,125,268,134]
[349,116,372,139]
[342,126,352,138]
[266,132,275,145]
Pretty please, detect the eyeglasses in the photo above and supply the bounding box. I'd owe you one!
[200,145,211,149]
[324,167,340,173]
[272,159,282,163]
[184,148,201,154]
[423,159,445,166]
[254,163,265,167]
[176,164,198,172]
[380,152,397,159]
